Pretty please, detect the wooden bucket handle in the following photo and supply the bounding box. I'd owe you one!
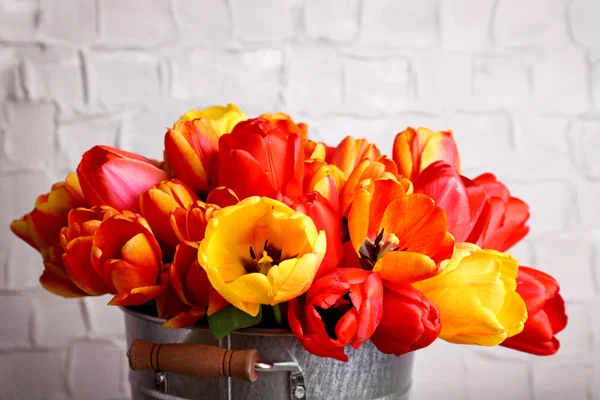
[127,339,260,382]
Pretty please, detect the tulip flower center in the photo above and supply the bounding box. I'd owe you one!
[358,229,405,270]
[314,293,353,340]
[242,240,289,275]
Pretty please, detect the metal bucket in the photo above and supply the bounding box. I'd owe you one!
[123,307,414,400]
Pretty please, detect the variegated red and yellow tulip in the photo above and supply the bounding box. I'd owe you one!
[10,173,88,297]
[393,127,461,181]
[218,118,304,199]
[501,266,567,355]
[198,196,326,317]
[413,243,527,346]
[302,159,345,214]
[286,192,344,278]
[370,282,441,356]
[139,179,199,249]
[304,138,330,161]
[348,179,454,284]
[340,158,408,217]
[178,103,248,134]
[260,112,308,138]
[91,213,166,306]
[288,268,383,361]
[170,200,220,243]
[328,136,380,178]
[77,146,168,212]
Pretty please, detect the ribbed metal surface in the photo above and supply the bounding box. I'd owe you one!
[123,307,414,400]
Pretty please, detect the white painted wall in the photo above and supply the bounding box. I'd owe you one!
[0,0,598,399]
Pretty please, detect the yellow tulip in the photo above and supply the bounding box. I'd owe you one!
[177,103,247,135]
[198,197,327,316]
[413,243,527,346]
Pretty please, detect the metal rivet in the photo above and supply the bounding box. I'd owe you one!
[155,371,166,387]
[294,386,306,399]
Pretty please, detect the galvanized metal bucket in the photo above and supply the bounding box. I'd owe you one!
[123,307,414,400]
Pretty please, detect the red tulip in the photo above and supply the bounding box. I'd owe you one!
[260,112,308,138]
[218,118,304,199]
[501,266,567,355]
[139,179,199,249]
[370,282,441,356]
[77,146,168,212]
[414,161,490,243]
[164,118,220,195]
[302,159,345,215]
[467,173,530,252]
[286,192,344,278]
[288,268,383,362]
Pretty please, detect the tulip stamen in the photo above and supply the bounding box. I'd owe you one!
[243,242,287,274]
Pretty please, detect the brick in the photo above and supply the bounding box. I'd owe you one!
[285,46,342,115]
[568,119,600,179]
[549,302,590,360]
[440,0,494,50]
[342,56,414,114]
[32,294,86,347]
[0,48,22,102]
[37,0,96,44]
[508,182,573,238]
[360,0,438,47]
[466,359,530,400]
[23,48,85,110]
[493,0,569,47]
[67,341,124,400]
[533,234,595,301]
[569,0,600,49]
[412,51,473,108]
[442,112,513,173]
[230,0,296,43]
[88,52,162,107]
[121,106,183,160]
[0,351,65,399]
[58,116,120,167]
[0,0,38,42]
[472,54,530,108]
[173,0,230,45]
[83,295,126,338]
[98,0,175,47]
[4,101,56,168]
[531,50,588,114]
[592,55,600,109]
[0,295,32,349]
[411,340,466,399]
[171,49,282,111]
[509,239,533,267]
[532,361,589,400]
[304,0,359,42]
[577,182,600,230]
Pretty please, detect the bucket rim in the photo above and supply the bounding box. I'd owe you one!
[120,306,295,337]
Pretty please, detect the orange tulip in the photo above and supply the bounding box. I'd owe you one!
[328,136,380,178]
[205,186,240,208]
[164,118,220,196]
[77,146,168,212]
[303,159,346,214]
[304,139,330,161]
[139,179,199,249]
[392,127,461,181]
[286,192,344,278]
[340,158,408,217]
[170,200,220,243]
[60,206,120,296]
[161,241,228,328]
[347,179,454,284]
[260,112,308,138]
[91,213,166,306]
[10,173,88,297]
[217,118,304,199]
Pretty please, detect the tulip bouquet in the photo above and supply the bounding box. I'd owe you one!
[11,104,567,361]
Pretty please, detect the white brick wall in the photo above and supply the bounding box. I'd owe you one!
[0,1,597,399]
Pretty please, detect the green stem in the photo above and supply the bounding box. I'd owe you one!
[272,304,282,325]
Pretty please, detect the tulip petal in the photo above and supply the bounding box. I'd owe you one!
[108,283,167,306]
[109,259,159,293]
[420,131,461,174]
[39,269,87,298]
[162,306,207,329]
[121,233,161,271]
[62,236,110,295]
[374,251,438,284]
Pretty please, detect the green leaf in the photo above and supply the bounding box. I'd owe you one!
[208,305,262,339]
